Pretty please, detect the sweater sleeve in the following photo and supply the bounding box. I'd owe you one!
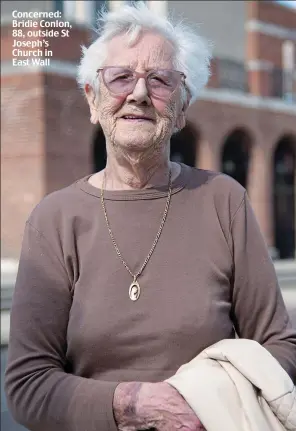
[5,221,119,431]
[229,191,296,383]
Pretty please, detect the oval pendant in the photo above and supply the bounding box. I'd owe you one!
[129,280,141,301]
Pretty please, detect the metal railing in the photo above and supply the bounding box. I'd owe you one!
[213,58,295,102]
[217,58,249,93]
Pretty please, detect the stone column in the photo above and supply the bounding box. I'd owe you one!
[248,145,275,254]
[197,138,220,172]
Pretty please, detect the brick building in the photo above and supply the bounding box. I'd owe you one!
[1,0,296,259]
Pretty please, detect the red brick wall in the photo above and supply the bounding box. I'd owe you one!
[44,74,93,194]
[248,69,273,97]
[1,72,45,257]
[246,1,296,98]
[247,32,287,68]
[1,23,93,257]
[247,0,296,29]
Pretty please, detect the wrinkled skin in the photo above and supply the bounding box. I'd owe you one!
[114,381,206,431]
[85,30,189,190]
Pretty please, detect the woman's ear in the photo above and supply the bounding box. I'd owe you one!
[85,84,99,124]
[175,91,191,131]
[183,88,191,112]
[175,110,186,131]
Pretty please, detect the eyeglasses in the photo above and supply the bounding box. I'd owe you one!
[97,66,186,99]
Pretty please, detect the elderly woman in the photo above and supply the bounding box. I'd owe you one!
[5,2,296,431]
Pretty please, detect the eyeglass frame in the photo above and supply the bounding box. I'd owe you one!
[96,66,188,99]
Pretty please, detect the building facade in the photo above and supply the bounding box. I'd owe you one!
[1,0,296,259]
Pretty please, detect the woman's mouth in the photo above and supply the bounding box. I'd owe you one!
[121,116,154,122]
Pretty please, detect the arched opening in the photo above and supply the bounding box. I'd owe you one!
[170,122,198,167]
[273,135,295,259]
[93,126,107,172]
[221,128,252,189]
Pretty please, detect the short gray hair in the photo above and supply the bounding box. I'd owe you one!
[77,1,212,105]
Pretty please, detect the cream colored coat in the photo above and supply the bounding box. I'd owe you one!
[166,339,296,431]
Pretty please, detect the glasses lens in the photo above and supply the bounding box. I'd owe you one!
[103,67,135,94]
[148,70,180,97]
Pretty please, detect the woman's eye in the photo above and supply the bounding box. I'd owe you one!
[152,76,164,83]
[114,74,133,81]
[150,76,170,86]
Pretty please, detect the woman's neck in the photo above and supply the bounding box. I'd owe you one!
[89,153,181,191]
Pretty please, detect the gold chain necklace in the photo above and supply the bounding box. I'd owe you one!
[100,169,172,301]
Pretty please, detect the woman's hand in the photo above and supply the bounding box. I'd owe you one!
[113,381,206,430]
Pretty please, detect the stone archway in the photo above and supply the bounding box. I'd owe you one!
[170,122,199,167]
[221,128,252,189]
[273,135,296,259]
[93,126,107,173]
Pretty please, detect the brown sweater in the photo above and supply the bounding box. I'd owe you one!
[5,165,296,431]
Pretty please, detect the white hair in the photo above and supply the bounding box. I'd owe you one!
[77,1,212,105]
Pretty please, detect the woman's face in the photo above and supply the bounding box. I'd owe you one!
[86,31,188,154]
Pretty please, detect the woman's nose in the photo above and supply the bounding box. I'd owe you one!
[126,78,151,105]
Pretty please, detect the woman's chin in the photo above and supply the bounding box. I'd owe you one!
[115,134,156,152]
